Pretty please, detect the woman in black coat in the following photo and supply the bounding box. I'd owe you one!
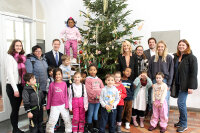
[173,39,198,132]
[118,40,136,81]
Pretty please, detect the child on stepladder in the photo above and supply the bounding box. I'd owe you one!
[46,68,72,133]
[114,71,127,133]
[99,74,120,133]
[132,70,152,128]
[121,67,134,130]
[68,72,88,133]
[60,17,81,64]
[85,64,104,132]
[148,72,168,133]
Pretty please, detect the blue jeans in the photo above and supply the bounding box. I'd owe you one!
[99,108,117,133]
[177,91,188,127]
[87,103,100,123]
[153,79,170,115]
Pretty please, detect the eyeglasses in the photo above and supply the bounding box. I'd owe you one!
[34,51,42,53]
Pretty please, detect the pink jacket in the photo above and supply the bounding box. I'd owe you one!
[85,76,104,103]
[46,81,69,110]
[60,27,81,41]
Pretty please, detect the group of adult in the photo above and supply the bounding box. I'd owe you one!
[5,37,197,132]
[118,38,198,131]
[6,39,63,133]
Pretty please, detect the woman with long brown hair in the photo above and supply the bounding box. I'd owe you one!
[173,39,198,132]
[6,39,26,133]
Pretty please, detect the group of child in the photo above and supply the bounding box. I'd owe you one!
[21,17,169,133]
[22,57,169,133]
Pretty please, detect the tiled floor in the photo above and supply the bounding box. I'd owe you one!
[0,109,200,133]
[121,109,200,133]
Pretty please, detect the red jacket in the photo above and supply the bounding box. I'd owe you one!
[115,83,127,106]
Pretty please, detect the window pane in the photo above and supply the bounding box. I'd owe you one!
[25,23,31,54]
[6,41,12,52]
[15,21,24,40]
[6,20,14,40]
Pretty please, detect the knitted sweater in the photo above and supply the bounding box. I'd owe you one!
[85,76,104,103]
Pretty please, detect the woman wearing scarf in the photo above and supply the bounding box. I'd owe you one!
[134,45,149,77]
[6,39,26,133]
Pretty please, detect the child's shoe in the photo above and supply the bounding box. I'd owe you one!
[160,127,166,133]
[148,126,156,131]
[71,58,77,64]
[116,125,122,133]
[125,122,130,129]
[139,117,145,128]
[132,116,138,127]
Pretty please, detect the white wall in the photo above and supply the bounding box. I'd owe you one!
[127,0,200,109]
[40,0,85,52]
[41,0,200,108]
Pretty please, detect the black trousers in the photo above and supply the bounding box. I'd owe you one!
[132,108,145,117]
[42,91,50,116]
[116,105,124,122]
[6,84,23,130]
[29,107,44,133]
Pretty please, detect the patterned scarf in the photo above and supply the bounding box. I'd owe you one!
[13,53,27,86]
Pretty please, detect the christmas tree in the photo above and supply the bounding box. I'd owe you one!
[79,0,143,79]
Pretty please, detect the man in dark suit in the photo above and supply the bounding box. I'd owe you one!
[45,39,63,68]
[144,37,157,116]
[144,37,157,61]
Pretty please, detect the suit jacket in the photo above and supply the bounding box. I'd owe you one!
[118,53,136,81]
[45,50,63,68]
[144,49,151,61]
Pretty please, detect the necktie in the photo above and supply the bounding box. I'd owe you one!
[55,52,58,65]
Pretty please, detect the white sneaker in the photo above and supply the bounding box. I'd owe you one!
[71,58,77,64]
[125,122,130,129]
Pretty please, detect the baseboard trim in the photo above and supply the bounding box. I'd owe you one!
[170,106,200,112]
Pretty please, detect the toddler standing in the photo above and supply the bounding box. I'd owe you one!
[22,73,46,133]
[121,67,134,130]
[68,72,88,133]
[85,64,104,132]
[148,72,168,133]
[99,74,120,133]
[114,71,127,133]
[46,68,72,133]
[132,70,152,128]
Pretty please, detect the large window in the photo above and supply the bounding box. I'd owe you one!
[5,17,31,54]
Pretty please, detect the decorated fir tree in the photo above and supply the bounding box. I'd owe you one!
[79,0,143,79]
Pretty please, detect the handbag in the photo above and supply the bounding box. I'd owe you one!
[170,81,179,98]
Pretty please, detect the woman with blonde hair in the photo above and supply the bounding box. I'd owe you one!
[148,40,174,114]
[172,39,198,132]
[118,40,136,81]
